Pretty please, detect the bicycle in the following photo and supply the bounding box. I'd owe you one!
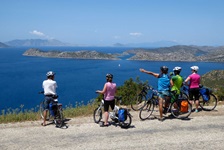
[39,91,64,128]
[181,85,218,111]
[93,96,132,128]
[139,86,192,120]
[130,84,150,111]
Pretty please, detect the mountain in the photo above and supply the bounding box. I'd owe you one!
[114,41,179,48]
[5,39,69,46]
[0,42,9,48]
[126,45,224,62]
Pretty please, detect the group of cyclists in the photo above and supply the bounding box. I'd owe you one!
[41,65,200,126]
[140,65,200,121]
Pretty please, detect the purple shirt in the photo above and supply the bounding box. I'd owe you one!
[104,82,116,101]
[188,73,200,89]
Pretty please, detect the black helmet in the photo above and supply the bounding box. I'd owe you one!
[160,66,168,73]
[106,73,113,78]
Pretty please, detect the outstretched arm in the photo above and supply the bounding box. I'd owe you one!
[139,68,159,78]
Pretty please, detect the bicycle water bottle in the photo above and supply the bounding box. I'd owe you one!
[49,103,55,116]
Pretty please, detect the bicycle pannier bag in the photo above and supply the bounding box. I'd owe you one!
[118,108,127,122]
[200,88,210,101]
[180,100,188,113]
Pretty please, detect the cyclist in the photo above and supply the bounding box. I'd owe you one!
[170,66,184,102]
[140,66,170,121]
[96,73,117,127]
[41,71,58,126]
[184,66,200,112]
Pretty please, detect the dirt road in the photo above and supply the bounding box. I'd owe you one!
[1,105,224,150]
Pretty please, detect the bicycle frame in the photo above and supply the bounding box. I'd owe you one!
[93,96,132,128]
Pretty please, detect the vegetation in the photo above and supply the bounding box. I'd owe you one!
[1,71,223,124]
[200,70,224,101]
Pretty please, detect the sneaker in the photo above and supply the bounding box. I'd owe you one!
[195,109,198,113]
[158,118,164,122]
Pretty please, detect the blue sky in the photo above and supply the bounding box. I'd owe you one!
[1,0,224,46]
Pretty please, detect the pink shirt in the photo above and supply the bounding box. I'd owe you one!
[104,82,116,101]
[188,73,200,89]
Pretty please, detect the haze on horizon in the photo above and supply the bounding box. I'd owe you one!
[0,0,224,46]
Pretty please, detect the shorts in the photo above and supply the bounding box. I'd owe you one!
[104,99,115,112]
[189,88,200,100]
[43,96,54,110]
[158,90,170,99]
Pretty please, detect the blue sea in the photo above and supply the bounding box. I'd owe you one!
[0,46,224,111]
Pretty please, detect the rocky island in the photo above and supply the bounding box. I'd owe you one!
[23,48,121,60]
[126,45,224,62]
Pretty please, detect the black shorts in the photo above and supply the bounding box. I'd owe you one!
[189,88,200,100]
[104,99,115,112]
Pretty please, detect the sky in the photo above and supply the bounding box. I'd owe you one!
[1,0,224,46]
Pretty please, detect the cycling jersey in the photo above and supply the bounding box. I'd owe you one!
[188,73,200,89]
[104,82,116,101]
[42,79,57,95]
[171,75,184,94]
[157,73,170,92]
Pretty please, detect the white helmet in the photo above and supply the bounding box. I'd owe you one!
[190,66,199,71]
[46,71,55,77]
[173,66,182,71]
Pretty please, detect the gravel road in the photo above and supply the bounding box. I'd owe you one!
[1,105,224,150]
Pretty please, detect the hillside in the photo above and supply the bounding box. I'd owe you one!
[126,45,224,62]
[5,39,68,46]
[201,70,224,86]
[0,42,9,48]
[23,48,120,60]
[201,70,224,101]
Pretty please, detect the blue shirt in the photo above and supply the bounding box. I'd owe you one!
[157,73,170,92]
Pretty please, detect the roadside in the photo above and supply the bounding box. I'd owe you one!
[0,105,224,150]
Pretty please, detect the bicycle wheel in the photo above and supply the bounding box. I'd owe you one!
[120,113,132,128]
[54,107,64,128]
[199,93,217,111]
[131,94,147,111]
[39,101,50,120]
[139,99,155,120]
[93,107,103,123]
[170,100,192,119]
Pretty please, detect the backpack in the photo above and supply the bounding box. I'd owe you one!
[118,108,127,122]
[180,100,188,113]
[200,88,210,101]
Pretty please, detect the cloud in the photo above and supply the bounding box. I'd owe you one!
[30,30,45,37]
[129,32,142,36]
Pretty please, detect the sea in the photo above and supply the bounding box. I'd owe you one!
[0,46,224,111]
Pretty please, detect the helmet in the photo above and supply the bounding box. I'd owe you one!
[46,71,55,77]
[160,66,168,73]
[173,66,182,71]
[190,66,199,71]
[106,73,113,78]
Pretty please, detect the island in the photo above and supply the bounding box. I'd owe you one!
[23,48,121,60]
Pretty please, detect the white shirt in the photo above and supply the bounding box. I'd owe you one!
[42,79,57,95]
